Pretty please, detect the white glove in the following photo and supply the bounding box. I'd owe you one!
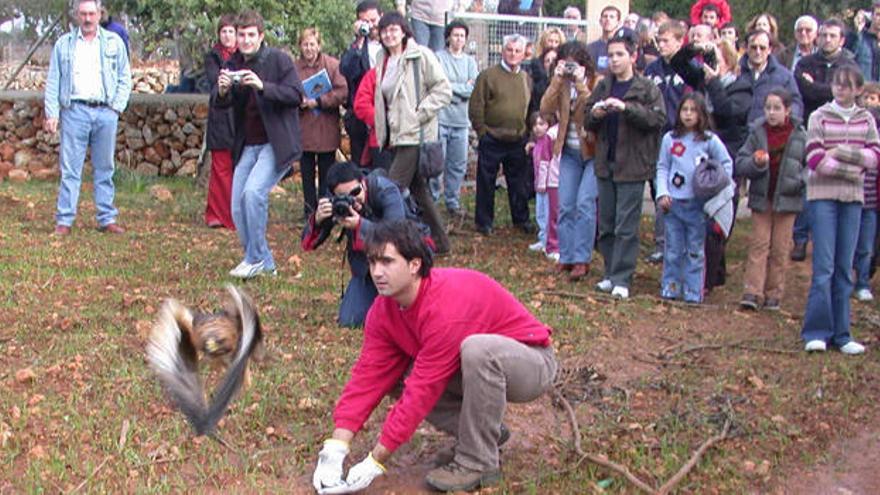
[313,439,349,492]
[320,453,386,494]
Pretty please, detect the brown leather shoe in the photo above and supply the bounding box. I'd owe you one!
[568,263,590,281]
[556,263,574,273]
[54,225,71,236]
[98,223,126,234]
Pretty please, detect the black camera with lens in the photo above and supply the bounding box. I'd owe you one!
[357,22,371,37]
[331,194,356,218]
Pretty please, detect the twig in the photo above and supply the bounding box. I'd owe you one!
[552,390,656,494]
[67,455,111,494]
[660,339,799,359]
[117,419,130,452]
[130,454,191,469]
[656,417,732,495]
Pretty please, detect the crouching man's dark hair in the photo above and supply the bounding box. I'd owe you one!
[365,219,433,277]
[325,161,364,192]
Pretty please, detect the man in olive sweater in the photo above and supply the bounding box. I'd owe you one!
[469,34,533,235]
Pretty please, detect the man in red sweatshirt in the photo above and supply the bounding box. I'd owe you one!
[311,219,558,493]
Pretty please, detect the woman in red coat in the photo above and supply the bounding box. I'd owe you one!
[204,14,238,229]
[294,28,348,219]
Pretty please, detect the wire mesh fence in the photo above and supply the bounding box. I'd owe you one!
[445,12,591,70]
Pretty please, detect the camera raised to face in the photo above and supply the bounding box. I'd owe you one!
[563,61,578,76]
[331,194,356,218]
[357,21,371,37]
[231,72,243,88]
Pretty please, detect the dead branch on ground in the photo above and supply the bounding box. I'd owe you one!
[552,390,734,494]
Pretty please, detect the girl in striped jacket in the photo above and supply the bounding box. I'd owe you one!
[801,66,880,355]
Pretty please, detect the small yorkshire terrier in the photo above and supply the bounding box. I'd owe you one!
[146,285,263,436]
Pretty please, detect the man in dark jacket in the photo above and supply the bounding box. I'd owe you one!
[585,29,666,299]
[301,162,429,327]
[214,10,303,279]
[737,30,804,124]
[339,1,383,165]
[795,18,858,120]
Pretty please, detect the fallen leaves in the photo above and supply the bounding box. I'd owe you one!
[15,368,35,384]
[149,184,173,202]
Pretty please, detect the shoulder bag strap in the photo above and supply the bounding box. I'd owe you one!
[413,57,424,145]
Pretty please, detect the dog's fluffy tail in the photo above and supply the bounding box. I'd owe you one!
[146,299,213,434]
[146,286,263,437]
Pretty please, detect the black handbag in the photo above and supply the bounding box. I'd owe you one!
[413,59,444,179]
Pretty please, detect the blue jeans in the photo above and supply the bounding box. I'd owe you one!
[430,124,469,210]
[535,192,548,246]
[411,18,445,52]
[855,208,878,291]
[231,144,290,270]
[661,198,707,302]
[557,149,597,264]
[792,207,811,244]
[56,103,119,227]
[802,200,862,346]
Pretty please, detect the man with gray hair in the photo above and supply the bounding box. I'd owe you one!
[44,0,131,236]
[469,34,534,235]
[783,15,818,71]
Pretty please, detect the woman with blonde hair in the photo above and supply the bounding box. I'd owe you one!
[294,27,348,219]
[747,13,786,60]
[526,27,566,113]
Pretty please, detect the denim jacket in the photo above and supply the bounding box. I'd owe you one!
[44,27,132,119]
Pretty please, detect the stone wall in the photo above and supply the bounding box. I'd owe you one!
[0,91,208,182]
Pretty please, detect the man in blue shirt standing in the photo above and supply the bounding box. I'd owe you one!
[44,0,131,236]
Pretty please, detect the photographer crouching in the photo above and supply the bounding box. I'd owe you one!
[302,161,431,327]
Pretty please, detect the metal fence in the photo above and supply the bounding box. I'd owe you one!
[445,12,591,70]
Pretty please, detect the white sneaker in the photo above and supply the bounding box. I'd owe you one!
[840,341,865,355]
[230,260,265,279]
[854,288,874,302]
[596,279,613,292]
[546,252,560,262]
[528,241,545,252]
[229,260,249,276]
[611,286,630,299]
[804,340,827,352]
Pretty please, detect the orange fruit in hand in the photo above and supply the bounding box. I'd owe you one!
[753,149,769,162]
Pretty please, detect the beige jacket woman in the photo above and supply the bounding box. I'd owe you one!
[374,40,451,148]
[539,74,600,159]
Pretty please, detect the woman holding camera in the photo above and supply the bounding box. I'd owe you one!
[540,41,601,281]
[374,12,452,253]
[294,27,348,220]
[203,14,238,229]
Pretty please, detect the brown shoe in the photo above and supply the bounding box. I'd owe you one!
[556,263,574,273]
[568,263,590,281]
[54,225,71,236]
[432,424,510,468]
[425,461,502,492]
[98,223,125,234]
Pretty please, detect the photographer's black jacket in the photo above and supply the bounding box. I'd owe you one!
[212,43,304,170]
[301,171,423,278]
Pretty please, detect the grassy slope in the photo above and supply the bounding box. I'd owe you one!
[1,173,879,493]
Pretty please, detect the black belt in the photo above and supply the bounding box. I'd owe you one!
[72,99,107,108]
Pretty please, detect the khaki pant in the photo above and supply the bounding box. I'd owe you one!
[390,146,451,253]
[743,210,797,301]
[424,335,557,471]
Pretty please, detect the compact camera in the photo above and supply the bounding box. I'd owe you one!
[563,62,578,75]
[231,71,243,88]
[331,194,356,218]
[357,21,371,37]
